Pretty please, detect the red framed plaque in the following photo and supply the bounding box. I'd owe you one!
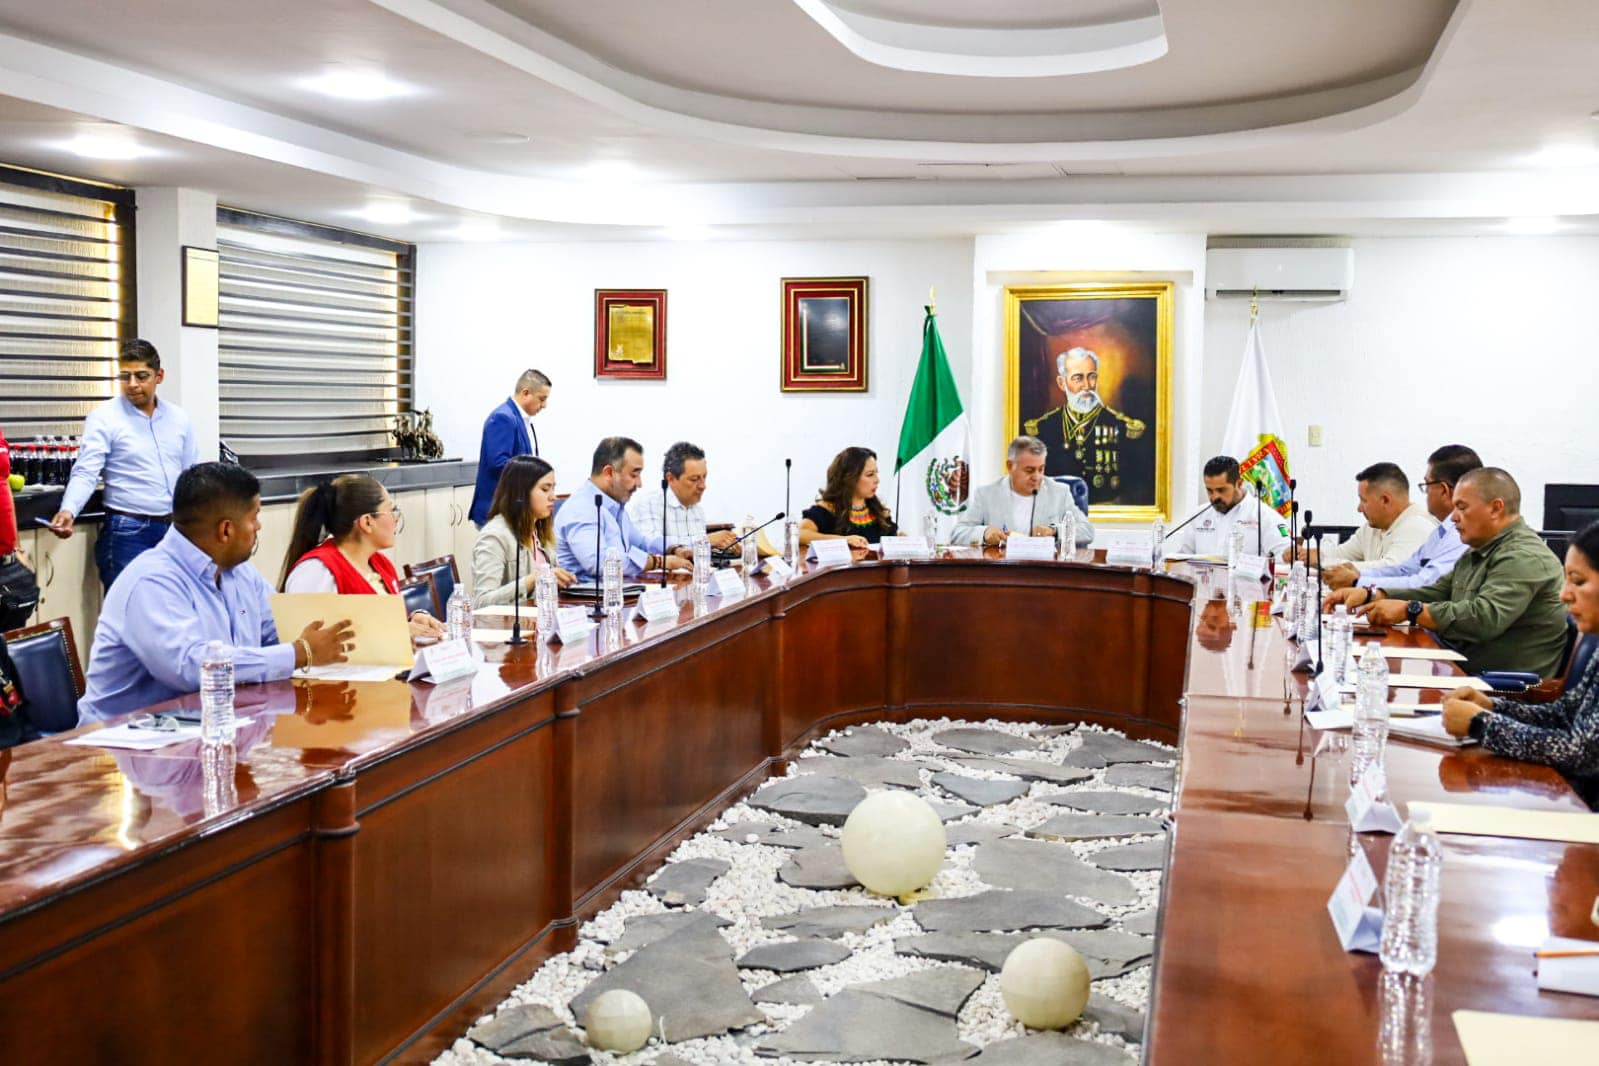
[594,289,667,380]
[781,276,867,392]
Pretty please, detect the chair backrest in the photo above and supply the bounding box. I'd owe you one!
[2,617,84,734]
[404,555,458,614]
[1050,475,1090,514]
[399,575,437,619]
[1537,530,1570,560]
[1565,628,1596,683]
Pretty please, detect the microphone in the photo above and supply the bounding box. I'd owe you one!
[1288,478,1299,558]
[725,512,785,549]
[785,458,792,523]
[1163,501,1213,540]
[1028,488,1039,534]
[590,491,606,620]
[660,476,670,589]
[507,535,525,645]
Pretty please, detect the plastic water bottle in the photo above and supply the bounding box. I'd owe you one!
[201,741,237,817]
[1149,520,1165,570]
[446,583,472,643]
[1056,509,1078,561]
[1284,561,1307,625]
[1379,811,1443,975]
[534,562,558,633]
[1377,971,1433,1066]
[602,547,624,613]
[692,535,712,587]
[1352,640,1392,781]
[784,519,801,568]
[741,522,760,574]
[199,640,236,745]
[1297,581,1320,643]
[1328,604,1354,683]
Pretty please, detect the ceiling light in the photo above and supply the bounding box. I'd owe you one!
[453,219,501,241]
[299,69,413,102]
[356,201,416,226]
[1524,143,1599,169]
[1503,216,1560,235]
[60,134,150,161]
[584,160,644,184]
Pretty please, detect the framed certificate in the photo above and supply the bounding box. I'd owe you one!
[781,276,867,392]
[181,246,220,328]
[594,289,667,380]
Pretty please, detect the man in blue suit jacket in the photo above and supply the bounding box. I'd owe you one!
[469,369,551,526]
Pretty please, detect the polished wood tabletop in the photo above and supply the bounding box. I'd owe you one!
[0,548,1592,1065]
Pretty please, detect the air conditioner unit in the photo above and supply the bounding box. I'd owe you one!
[1205,246,1354,301]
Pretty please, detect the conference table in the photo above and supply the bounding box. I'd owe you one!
[0,548,1592,1064]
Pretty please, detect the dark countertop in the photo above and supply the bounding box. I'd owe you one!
[11,459,477,528]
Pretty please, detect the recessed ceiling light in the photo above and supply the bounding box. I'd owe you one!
[1503,215,1560,235]
[1524,143,1599,169]
[299,69,413,102]
[60,134,150,161]
[356,201,416,226]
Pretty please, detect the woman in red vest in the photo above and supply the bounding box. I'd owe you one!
[279,474,444,640]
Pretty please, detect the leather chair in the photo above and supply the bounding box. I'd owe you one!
[1501,627,1596,703]
[404,555,458,616]
[399,576,437,620]
[1050,475,1090,515]
[2,617,85,734]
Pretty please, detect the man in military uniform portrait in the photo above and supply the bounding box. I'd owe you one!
[1006,283,1170,515]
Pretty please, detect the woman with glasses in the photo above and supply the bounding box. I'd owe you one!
[472,455,575,607]
[280,474,444,640]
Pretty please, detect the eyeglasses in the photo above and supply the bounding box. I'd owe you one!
[367,506,405,533]
[1418,479,1446,492]
[129,712,183,732]
[115,370,156,384]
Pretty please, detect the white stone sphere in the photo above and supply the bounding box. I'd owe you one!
[584,989,652,1052]
[840,790,946,896]
[999,938,1091,1029]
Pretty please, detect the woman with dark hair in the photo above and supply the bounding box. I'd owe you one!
[472,455,575,607]
[1445,520,1599,800]
[280,473,444,639]
[799,446,898,547]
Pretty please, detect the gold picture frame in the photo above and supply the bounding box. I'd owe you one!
[1003,282,1173,523]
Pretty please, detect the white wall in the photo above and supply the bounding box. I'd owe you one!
[415,238,974,527]
[1201,236,1599,530]
[134,187,219,459]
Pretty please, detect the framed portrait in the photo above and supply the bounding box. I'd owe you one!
[594,289,667,380]
[1003,282,1173,522]
[181,246,219,328]
[781,276,867,392]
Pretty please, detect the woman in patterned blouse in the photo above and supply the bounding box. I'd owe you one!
[799,446,898,547]
[1444,521,1599,794]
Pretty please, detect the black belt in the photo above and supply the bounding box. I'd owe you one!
[0,553,15,566]
[104,508,173,522]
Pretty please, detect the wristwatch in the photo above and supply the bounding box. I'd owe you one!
[1467,712,1489,741]
[1405,600,1423,623]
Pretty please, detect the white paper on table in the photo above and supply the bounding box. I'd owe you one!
[879,535,931,560]
[1387,674,1488,691]
[66,721,205,750]
[1536,937,1599,997]
[1388,716,1477,748]
[635,586,678,622]
[1346,768,1403,834]
[1234,553,1269,580]
[1326,846,1383,953]
[1377,646,1469,662]
[296,663,405,682]
[1004,535,1055,561]
[706,568,745,599]
[808,539,854,567]
[471,603,532,619]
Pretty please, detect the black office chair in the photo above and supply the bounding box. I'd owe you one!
[404,555,458,615]
[399,576,436,620]
[1537,530,1570,560]
[2,617,85,734]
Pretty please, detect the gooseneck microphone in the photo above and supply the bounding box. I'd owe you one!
[785,458,792,523]
[1028,487,1039,534]
[508,535,525,645]
[1163,501,1213,541]
[726,512,786,550]
[660,476,670,589]
[590,492,606,620]
[1288,478,1299,558]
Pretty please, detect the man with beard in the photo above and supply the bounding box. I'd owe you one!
[1025,347,1153,505]
[1169,455,1290,557]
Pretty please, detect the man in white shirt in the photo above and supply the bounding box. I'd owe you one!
[1322,444,1480,591]
[1290,461,1437,573]
[952,435,1094,547]
[1169,455,1290,558]
[627,441,738,553]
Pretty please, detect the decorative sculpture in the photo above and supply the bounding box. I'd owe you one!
[584,989,652,1052]
[999,938,1090,1029]
[840,791,946,897]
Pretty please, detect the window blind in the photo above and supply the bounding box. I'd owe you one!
[216,209,413,467]
[0,167,133,438]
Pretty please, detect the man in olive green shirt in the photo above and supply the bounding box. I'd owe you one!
[1351,468,1567,678]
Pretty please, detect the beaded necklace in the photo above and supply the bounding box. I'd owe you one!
[848,501,874,527]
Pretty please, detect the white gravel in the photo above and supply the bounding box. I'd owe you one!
[436,718,1173,1066]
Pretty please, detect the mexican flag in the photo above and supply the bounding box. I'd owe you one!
[895,306,971,524]
[1222,313,1292,517]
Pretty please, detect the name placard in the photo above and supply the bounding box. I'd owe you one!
[1234,553,1269,581]
[409,637,477,684]
[636,586,678,623]
[1346,766,1403,834]
[552,606,595,645]
[809,539,853,567]
[1326,846,1383,953]
[762,556,795,581]
[707,568,746,599]
[1309,669,1343,712]
[1004,535,1055,561]
[1104,534,1154,568]
[879,535,931,560]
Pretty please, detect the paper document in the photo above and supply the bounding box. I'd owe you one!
[296,664,403,682]
[66,721,205,750]
[1387,716,1476,748]
[471,603,531,618]
[1376,646,1468,662]
[1452,1010,1599,1064]
[271,592,413,667]
[1409,802,1599,845]
[1386,674,1488,691]
[1537,936,1599,997]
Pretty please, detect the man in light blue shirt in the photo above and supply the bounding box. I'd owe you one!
[555,436,692,581]
[1325,444,1481,593]
[78,462,351,724]
[50,339,199,589]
